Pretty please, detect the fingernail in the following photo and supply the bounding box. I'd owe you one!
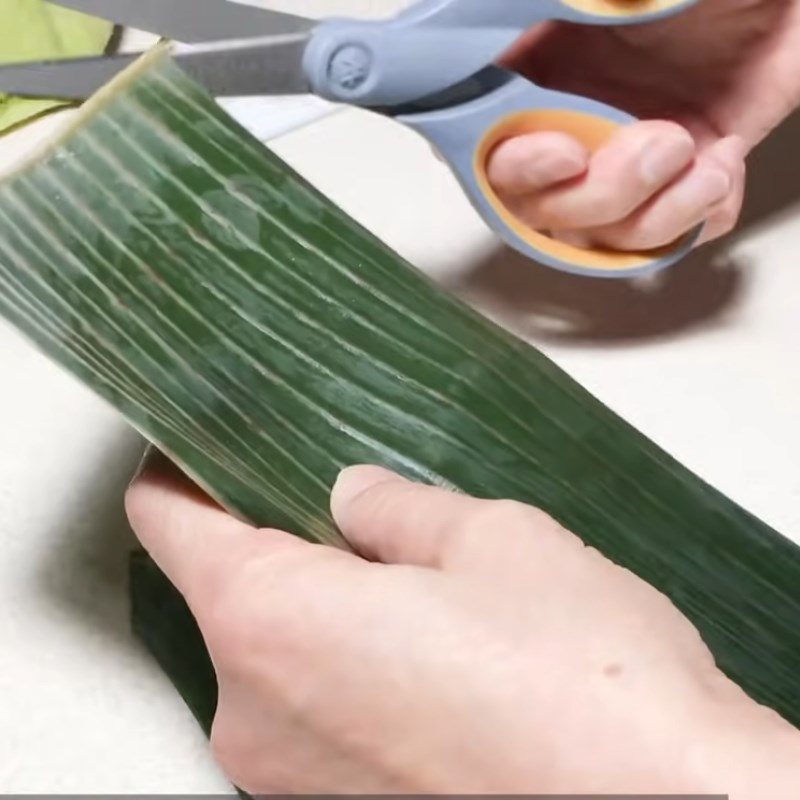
[129,444,159,487]
[684,167,731,207]
[331,465,405,512]
[524,153,585,188]
[128,445,180,488]
[640,135,694,186]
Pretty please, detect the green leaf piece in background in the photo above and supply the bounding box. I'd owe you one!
[0,0,112,133]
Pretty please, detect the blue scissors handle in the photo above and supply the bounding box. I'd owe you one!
[304,0,700,278]
[399,70,701,278]
[305,0,698,108]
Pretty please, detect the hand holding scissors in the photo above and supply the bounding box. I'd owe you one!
[0,0,705,277]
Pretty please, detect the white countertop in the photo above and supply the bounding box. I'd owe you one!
[1,1,800,791]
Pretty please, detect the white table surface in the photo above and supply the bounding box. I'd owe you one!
[1,0,800,791]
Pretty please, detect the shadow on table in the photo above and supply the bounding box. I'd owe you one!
[447,109,800,346]
[34,426,146,647]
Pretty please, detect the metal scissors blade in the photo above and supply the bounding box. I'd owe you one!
[50,0,315,43]
[0,35,312,99]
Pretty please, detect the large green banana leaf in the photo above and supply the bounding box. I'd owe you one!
[0,44,799,757]
[0,0,113,133]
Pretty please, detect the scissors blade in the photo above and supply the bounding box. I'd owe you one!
[0,35,312,100]
[50,0,314,43]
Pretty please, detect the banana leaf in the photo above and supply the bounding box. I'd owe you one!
[130,549,217,736]
[0,0,113,133]
[0,43,799,752]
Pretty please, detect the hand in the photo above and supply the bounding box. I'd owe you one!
[488,0,800,251]
[126,456,800,795]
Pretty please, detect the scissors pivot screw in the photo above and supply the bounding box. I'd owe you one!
[327,45,372,94]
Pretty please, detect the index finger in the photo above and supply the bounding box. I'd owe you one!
[125,449,306,613]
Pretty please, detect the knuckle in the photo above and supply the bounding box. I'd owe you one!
[203,545,331,666]
[459,499,583,563]
[469,498,554,535]
[200,552,284,655]
[569,187,627,228]
[649,120,694,146]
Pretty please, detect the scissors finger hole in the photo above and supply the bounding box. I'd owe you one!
[560,0,691,18]
[475,109,691,272]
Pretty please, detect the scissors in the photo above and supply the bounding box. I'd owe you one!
[0,0,701,278]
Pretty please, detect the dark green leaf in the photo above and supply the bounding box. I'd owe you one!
[0,47,797,744]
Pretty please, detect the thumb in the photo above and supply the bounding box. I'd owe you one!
[330,465,485,568]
